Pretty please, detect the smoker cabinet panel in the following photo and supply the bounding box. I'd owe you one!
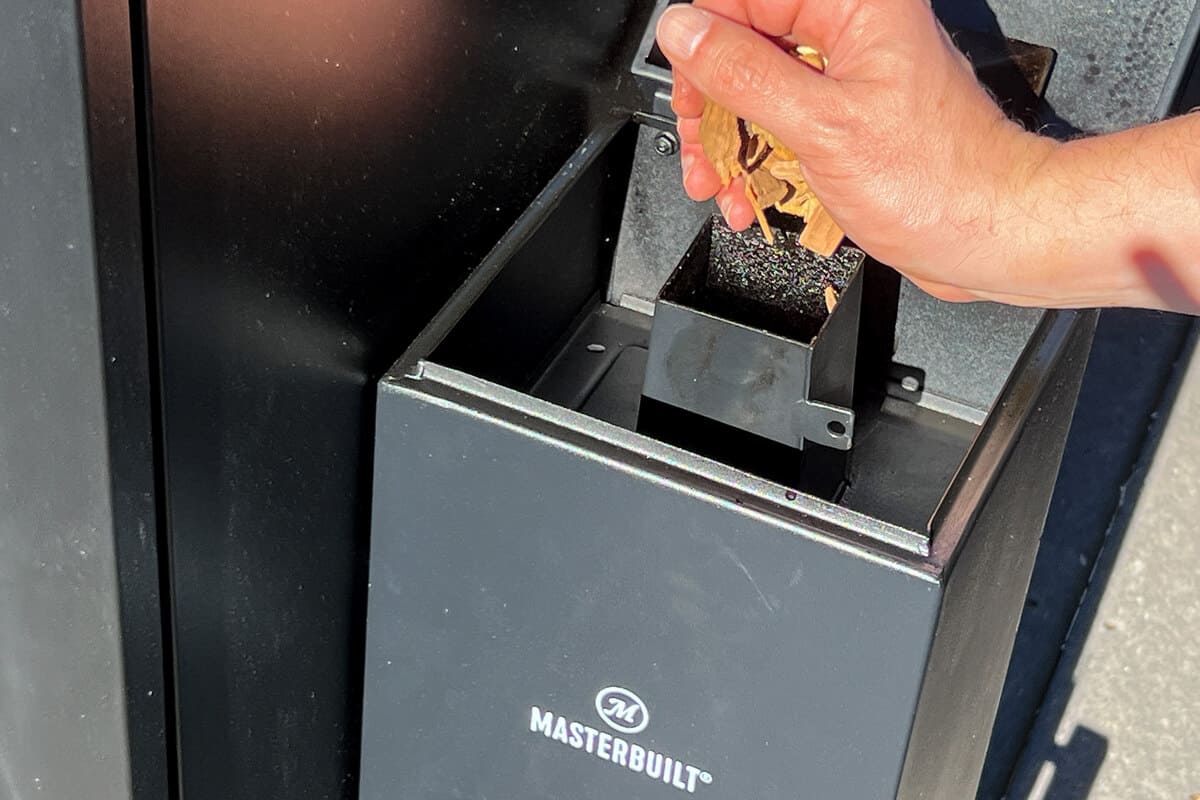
[358,123,1096,799]
[360,381,943,800]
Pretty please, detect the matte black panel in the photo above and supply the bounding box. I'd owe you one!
[363,379,942,800]
[842,399,978,533]
[142,1,651,797]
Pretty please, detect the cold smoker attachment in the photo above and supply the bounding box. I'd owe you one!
[640,216,866,456]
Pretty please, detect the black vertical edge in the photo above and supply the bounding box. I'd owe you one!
[77,0,178,796]
[898,311,1099,799]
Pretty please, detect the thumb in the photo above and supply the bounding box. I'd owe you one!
[656,6,834,150]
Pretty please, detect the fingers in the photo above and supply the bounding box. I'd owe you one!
[657,5,833,153]
[671,44,742,219]
[677,118,754,227]
[715,183,753,230]
[677,116,703,142]
[693,0,869,57]
[681,138,753,230]
[742,0,797,37]
[718,178,758,230]
[689,0,754,28]
[677,118,719,200]
[660,3,828,230]
[680,142,723,200]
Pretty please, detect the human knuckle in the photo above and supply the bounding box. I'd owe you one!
[711,42,779,99]
[802,95,860,154]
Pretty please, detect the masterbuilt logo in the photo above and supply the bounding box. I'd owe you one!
[595,686,649,734]
[528,686,715,794]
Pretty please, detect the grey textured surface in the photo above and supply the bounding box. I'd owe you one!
[706,218,864,342]
[1006,340,1200,800]
[893,281,1044,414]
[0,0,135,797]
[936,0,1196,133]
[1027,0,1194,132]
[608,126,713,308]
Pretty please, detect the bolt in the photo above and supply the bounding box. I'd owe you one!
[654,131,679,156]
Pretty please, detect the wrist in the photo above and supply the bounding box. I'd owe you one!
[961,122,1063,301]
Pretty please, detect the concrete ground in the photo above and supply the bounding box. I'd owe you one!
[979,310,1200,800]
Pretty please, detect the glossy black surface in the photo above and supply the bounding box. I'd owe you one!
[142,1,650,796]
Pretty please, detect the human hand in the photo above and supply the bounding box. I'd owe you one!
[655,0,1060,304]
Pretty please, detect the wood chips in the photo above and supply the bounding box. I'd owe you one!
[698,46,844,256]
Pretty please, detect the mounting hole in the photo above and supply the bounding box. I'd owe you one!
[827,420,847,437]
[901,375,920,392]
[586,343,606,353]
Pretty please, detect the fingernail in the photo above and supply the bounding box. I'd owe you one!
[680,153,696,179]
[657,6,710,61]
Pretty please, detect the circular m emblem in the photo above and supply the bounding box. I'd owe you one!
[595,686,649,734]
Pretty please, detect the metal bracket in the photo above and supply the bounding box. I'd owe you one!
[794,400,855,452]
[640,217,866,457]
[629,0,679,116]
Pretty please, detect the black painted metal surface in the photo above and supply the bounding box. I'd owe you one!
[899,310,1099,800]
[140,1,651,797]
[78,0,174,794]
[642,218,863,453]
[69,0,1194,795]
[364,222,1093,800]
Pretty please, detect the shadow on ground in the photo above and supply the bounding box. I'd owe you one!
[1008,723,1110,800]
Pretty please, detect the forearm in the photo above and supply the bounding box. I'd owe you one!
[991,115,1200,311]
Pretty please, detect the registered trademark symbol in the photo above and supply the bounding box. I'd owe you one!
[700,772,713,785]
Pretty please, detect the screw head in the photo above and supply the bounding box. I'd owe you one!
[654,131,679,156]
